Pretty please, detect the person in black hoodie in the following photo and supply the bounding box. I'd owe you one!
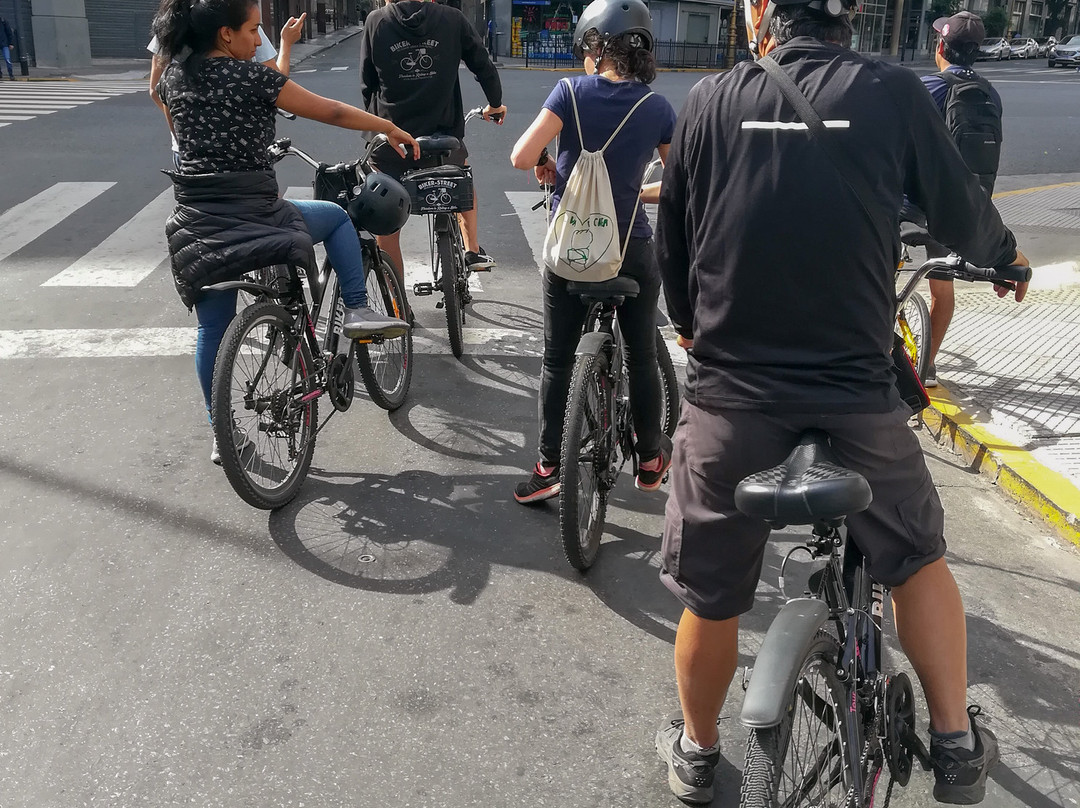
[360,0,506,280]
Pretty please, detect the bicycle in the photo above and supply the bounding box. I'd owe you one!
[557,276,681,571]
[733,256,1030,808]
[405,106,502,359]
[204,135,413,510]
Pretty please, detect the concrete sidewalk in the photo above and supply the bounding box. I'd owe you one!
[919,176,1080,546]
[13,23,362,81]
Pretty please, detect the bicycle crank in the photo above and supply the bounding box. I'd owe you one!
[327,354,355,412]
[882,672,929,785]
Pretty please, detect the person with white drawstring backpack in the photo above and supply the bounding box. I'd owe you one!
[509,0,677,504]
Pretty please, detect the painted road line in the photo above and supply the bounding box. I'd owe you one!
[0,115,39,121]
[0,326,556,359]
[42,189,175,287]
[284,186,313,199]
[330,66,349,71]
[0,182,115,264]
[399,216,484,293]
[993,180,1080,199]
[504,191,548,273]
[293,69,317,74]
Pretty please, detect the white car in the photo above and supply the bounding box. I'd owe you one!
[1008,36,1038,58]
[1048,34,1080,67]
[1033,36,1056,57]
[978,37,1010,60]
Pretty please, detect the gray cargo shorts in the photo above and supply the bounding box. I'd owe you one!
[661,400,946,621]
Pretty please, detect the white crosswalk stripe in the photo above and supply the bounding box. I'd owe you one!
[0,80,143,126]
[0,182,116,263]
[0,181,556,360]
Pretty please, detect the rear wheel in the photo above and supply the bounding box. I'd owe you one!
[436,225,465,359]
[559,348,612,572]
[655,329,681,437]
[357,255,413,411]
[741,633,853,808]
[212,302,318,510]
[896,291,931,381]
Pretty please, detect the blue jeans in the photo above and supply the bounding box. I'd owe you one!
[193,199,368,418]
[1,46,12,77]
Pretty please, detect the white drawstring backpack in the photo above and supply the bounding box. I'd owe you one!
[542,78,654,282]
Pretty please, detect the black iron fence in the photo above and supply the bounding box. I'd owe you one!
[520,37,750,70]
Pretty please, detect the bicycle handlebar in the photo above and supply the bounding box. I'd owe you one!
[897,255,1030,311]
[465,106,504,125]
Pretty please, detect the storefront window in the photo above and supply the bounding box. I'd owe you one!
[852,0,888,52]
[510,0,585,59]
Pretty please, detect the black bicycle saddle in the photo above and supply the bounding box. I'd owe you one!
[415,135,463,158]
[735,430,873,527]
[566,276,640,303]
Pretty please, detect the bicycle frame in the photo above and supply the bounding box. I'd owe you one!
[579,301,634,485]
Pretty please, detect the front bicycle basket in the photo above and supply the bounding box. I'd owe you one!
[401,166,474,215]
[314,162,361,209]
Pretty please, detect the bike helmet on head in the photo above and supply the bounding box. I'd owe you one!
[745,0,857,57]
[348,172,411,236]
[572,0,654,61]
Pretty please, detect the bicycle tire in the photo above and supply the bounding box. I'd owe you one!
[559,348,611,571]
[212,302,318,510]
[655,329,681,438]
[436,224,465,359]
[357,255,413,411]
[741,632,853,808]
[897,291,931,381]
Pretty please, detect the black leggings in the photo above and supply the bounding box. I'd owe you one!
[536,238,663,465]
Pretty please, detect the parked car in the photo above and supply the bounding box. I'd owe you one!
[1033,36,1056,57]
[978,37,1010,60]
[1048,34,1080,67]
[1009,36,1038,58]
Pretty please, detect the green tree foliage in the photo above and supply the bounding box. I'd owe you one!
[928,0,963,19]
[983,6,1008,36]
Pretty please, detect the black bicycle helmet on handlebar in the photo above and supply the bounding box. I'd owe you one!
[572,0,654,60]
[347,172,411,236]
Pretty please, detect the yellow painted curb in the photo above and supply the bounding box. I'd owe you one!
[992,181,1080,200]
[922,384,1080,548]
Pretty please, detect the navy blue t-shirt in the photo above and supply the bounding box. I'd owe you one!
[543,75,677,242]
[921,64,1002,114]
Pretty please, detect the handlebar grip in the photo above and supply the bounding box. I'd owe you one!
[277,109,297,121]
[965,264,1032,284]
[272,138,292,150]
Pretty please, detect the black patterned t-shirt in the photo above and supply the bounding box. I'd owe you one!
[159,57,289,174]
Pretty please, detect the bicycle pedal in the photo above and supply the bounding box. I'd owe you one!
[412,282,434,296]
[435,300,445,309]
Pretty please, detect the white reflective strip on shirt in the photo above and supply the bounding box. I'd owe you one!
[741,120,851,130]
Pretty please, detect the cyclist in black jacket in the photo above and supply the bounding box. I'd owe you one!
[652,0,1029,803]
[360,0,506,283]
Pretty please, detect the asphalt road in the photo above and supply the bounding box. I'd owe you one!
[1,41,1078,807]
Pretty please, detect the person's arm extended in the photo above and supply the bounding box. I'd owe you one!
[276,80,420,159]
[149,54,167,113]
[639,142,670,204]
[510,109,561,171]
[656,114,695,344]
[460,12,503,110]
[272,14,305,76]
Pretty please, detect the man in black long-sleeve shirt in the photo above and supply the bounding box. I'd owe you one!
[360,0,506,281]
[651,0,1028,803]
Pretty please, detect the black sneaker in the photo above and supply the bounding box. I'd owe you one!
[655,717,720,804]
[636,433,673,492]
[465,247,496,271]
[514,462,560,504]
[931,706,999,805]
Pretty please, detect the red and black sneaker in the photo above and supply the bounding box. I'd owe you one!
[636,434,673,491]
[514,462,560,504]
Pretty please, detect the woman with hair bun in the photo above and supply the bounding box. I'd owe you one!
[153,0,419,464]
[508,0,678,503]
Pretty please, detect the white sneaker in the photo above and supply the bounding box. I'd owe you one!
[924,362,938,388]
[210,428,253,466]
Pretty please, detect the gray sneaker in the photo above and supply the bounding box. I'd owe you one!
[931,706,999,805]
[342,305,410,340]
[211,427,254,466]
[655,717,720,804]
[924,362,939,388]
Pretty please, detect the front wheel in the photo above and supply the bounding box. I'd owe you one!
[357,255,413,411]
[740,633,853,808]
[897,291,931,381]
[559,348,612,572]
[655,329,681,438]
[436,225,465,358]
[211,302,318,510]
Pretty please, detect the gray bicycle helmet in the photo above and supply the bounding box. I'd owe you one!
[348,172,411,236]
[572,0,654,60]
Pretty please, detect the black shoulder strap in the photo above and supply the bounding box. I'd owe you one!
[755,55,878,231]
